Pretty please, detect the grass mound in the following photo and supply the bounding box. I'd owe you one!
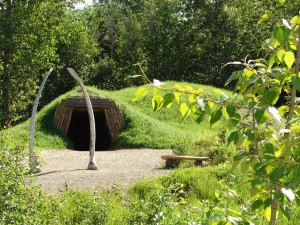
[5,81,238,157]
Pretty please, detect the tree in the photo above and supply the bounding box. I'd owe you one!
[133,7,300,224]
[0,0,96,127]
[87,1,145,89]
[40,7,99,107]
[85,0,299,92]
[0,1,62,127]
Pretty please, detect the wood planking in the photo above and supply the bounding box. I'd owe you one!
[53,96,124,139]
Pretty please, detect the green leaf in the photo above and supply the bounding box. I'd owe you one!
[267,54,276,71]
[262,90,278,105]
[163,93,175,108]
[196,88,204,94]
[264,198,272,209]
[251,179,263,188]
[210,109,222,127]
[257,13,269,26]
[152,95,163,111]
[175,84,184,92]
[280,203,291,220]
[291,15,300,24]
[174,92,180,103]
[251,199,263,211]
[254,162,267,176]
[276,49,286,62]
[194,110,205,124]
[278,105,289,116]
[273,26,286,43]
[226,105,236,117]
[264,143,275,154]
[205,101,214,114]
[225,71,240,86]
[290,165,300,188]
[222,107,229,119]
[234,151,248,160]
[189,94,197,104]
[284,51,295,68]
[228,113,241,127]
[255,109,267,124]
[133,87,148,102]
[265,206,272,222]
[180,103,191,119]
[269,166,286,182]
[274,191,284,200]
[227,131,239,144]
[290,126,300,134]
[255,159,276,171]
[292,76,300,92]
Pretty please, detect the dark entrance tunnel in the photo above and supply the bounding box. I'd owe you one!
[67,109,112,151]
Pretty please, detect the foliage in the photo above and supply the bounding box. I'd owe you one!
[1,0,299,127]
[127,165,300,224]
[1,129,299,224]
[226,13,300,225]
[0,0,98,127]
[39,8,99,108]
[55,188,126,225]
[127,166,220,224]
[0,0,63,126]
[0,132,59,224]
[86,0,299,90]
[87,2,145,90]
[132,6,300,224]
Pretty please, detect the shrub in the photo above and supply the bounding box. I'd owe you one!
[0,132,59,224]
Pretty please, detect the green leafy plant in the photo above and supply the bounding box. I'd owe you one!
[0,131,60,224]
[132,10,300,225]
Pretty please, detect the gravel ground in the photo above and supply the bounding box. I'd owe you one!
[34,148,173,194]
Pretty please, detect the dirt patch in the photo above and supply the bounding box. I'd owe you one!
[34,148,173,194]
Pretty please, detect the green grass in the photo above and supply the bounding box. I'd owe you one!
[131,166,225,201]
[5,81,239,158]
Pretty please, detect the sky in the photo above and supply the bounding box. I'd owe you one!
[74,0,93,9]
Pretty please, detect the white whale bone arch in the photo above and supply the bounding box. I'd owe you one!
[67,68,98,170]
[29,68,98,172]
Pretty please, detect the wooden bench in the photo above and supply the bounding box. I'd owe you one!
[161,155,210,168]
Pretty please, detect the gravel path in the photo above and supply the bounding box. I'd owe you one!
[35,148,173,194]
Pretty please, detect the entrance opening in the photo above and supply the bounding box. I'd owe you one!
[67,109,112,150]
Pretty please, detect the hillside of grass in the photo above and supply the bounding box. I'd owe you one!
[5,81,238,156]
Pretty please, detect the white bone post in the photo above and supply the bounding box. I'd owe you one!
[29,68,53,173]
[67,68,98,170]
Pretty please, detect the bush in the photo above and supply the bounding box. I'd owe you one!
[0,132,59,224]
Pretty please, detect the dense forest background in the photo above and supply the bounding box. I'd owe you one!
[0,0,299,128]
